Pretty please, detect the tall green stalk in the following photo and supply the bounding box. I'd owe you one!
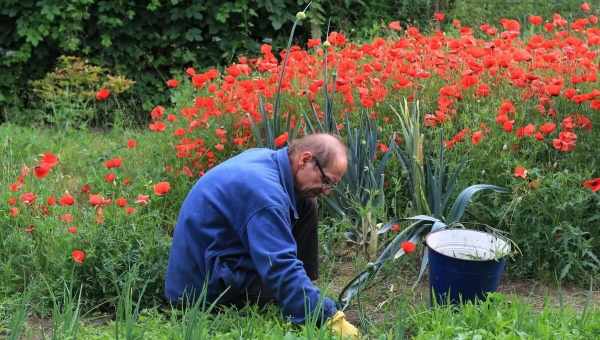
[250,2,312,148]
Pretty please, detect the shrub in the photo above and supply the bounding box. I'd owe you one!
[30,56,134,128]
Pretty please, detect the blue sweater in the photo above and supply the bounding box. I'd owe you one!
[165,147,337,323]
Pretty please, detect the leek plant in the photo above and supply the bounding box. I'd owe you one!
[338,98,512,310]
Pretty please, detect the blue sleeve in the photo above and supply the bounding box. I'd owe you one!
[243,206,337,324]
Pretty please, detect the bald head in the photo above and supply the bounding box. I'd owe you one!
[288,133,348,169]
[288,133,348,198]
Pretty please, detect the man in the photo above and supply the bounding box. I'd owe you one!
[165,133,359,337]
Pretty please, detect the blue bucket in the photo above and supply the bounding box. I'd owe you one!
[425,229,510,305]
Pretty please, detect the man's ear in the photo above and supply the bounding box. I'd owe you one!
[299,151,313,168]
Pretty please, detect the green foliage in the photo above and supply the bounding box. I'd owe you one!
[327,0,452,39]
[321,111,396,260]
[410,292,600,339]
[495,171,600,281]
[0,0,314,124]
[338,99,513,309]
[448,0,591,29]
[49,282,82,340]
[0,124,178,313]
[29,56,134,128]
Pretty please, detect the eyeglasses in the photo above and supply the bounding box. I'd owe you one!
[313,158,336,189]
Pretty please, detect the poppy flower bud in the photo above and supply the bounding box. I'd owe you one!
[296,11,306,21]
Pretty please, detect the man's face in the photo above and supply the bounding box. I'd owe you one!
[294,151,346,198]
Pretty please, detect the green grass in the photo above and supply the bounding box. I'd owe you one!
[1,123,599,339]
[3,289,598,339]
[410,293,600,339]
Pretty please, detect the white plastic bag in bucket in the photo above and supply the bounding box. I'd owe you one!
[426,229,511,261]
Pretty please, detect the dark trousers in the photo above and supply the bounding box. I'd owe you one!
[219,196,320,308]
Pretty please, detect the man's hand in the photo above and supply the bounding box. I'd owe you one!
[326,311,360,339]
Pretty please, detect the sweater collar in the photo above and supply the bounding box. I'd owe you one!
[276,147,299,219]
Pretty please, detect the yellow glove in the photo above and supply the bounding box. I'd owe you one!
[326,311,360,339]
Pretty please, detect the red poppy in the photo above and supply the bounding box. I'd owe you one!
[545,84,561,96]
[9,182,23,192]
[378,143,389,153]
[60,213,74,223]
[154,182,171,196]
[433,12,445,22]
[127,139,137,149]
[41,152,59,168]
[215,128,227,139]
[150,105,165,120]
[307,38,321,48]
[126,206,136,215]
[552,131,577,152]
[81,184,91,194]
[7,197,17,206]
[34,164,50,179]
[534,132,544,141]
[388,21,402,31]
[135,194,150,205]
[539,122,556,135]
[575,114,592,131]
[89,194,110,207]
[476,84,490,97]
[149,121,166,132]
[68,226,77,234]
[20,192,37,205]
[104,157,122,169]
[327,31,346,46]
[471,131,484,145]
[104,172,116,183]
[71,250,86,264]
[59,193,75,206]
[116,197,127,207]
[214,143,224,151]
[96,88,110,101]
[9,207,19,217]
[274,132,288,148]
[166,79,179,88]
[401,241,416,253]
[517,124,536,138]
[583,178,600,192]
[174,128,186,137]
[514,166,528,179]
[528,16,542,25]
[581,2,591,12]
